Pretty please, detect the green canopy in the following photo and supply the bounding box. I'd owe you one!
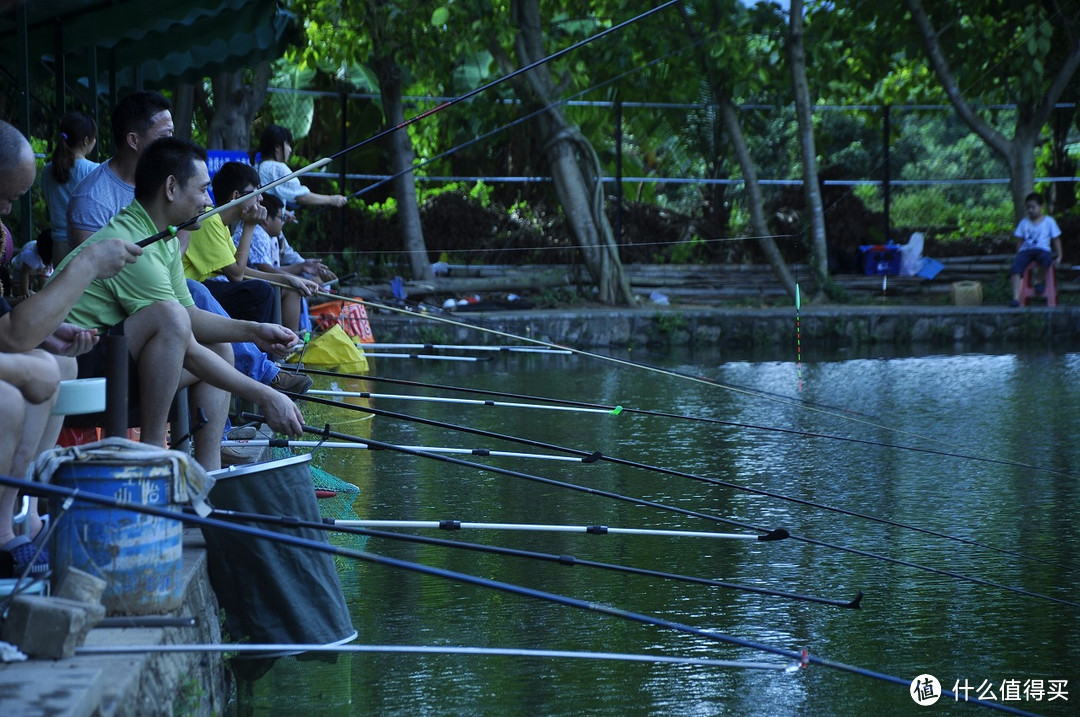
[0,0,298,94]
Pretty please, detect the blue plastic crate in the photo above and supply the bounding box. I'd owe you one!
[859,243,901,275]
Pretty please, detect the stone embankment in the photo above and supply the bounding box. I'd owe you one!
[349,257,1080,350]
[0,534,226,716]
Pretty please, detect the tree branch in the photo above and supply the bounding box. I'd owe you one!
[903,0,1012,157]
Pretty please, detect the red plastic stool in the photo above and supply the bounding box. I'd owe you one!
[1019,262,1057,307]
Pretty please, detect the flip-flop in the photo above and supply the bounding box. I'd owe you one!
[1,535,49,578]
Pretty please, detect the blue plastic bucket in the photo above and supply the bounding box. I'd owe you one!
[50,460,183,615]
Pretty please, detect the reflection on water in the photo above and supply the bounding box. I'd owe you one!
[238,344,1079,716]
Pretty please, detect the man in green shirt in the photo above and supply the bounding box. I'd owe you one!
[54,137,304,470]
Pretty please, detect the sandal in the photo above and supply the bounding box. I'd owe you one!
[1,536,49,578]
[31,513,50,546]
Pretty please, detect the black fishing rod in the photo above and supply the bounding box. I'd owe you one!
[259,408,1080,609]
[203,506,863,609]
[0,472,1042,716]
[244,414,778,535]
[300,366,1068,477]
[284,392,1075,575]
[306,291,1019,460]
[135,1,680,248]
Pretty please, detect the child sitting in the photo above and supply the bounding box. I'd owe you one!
[1009,192,1063,307]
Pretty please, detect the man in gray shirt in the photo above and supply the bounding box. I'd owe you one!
[66,91,310,398]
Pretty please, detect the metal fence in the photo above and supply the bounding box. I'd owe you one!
[261,86,1080,264]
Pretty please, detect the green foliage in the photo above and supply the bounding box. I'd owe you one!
[172,676,206,717]
[268,59,318,140]
[535,285,586,307]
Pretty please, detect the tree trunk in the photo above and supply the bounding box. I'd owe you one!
[678,0,796,299]
[787,0,828,301]
[507,0,634,305]
[717,95,797,298]
[206,62,272,150]
[905,0,1080,220]
[374,56,432,281]
[172,83,195,142]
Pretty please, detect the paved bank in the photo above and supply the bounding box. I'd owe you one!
[0,533,226,716]
[366,304,1080,350]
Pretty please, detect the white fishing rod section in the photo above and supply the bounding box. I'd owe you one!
[306,388,621,415]
[332,519,788,542]
[219,438,599,463]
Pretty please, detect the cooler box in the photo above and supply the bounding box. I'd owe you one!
[859,243,901,275]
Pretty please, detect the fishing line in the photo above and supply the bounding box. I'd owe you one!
[204,507,860,609]
[263,403,1079,603]
[319,32,712,207]
[288,391,1074,570]
[773,1,1079,267]
[0,472,1037,715]
[134,1,681,249]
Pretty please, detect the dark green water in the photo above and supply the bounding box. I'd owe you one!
[241,345,1079,716]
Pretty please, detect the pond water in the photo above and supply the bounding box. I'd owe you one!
[234,343,1079,716]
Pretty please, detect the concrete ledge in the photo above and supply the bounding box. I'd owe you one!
[370,304,1080,349]
[0,534,225,717]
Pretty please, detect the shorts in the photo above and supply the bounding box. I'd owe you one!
[74,321,140,407]
[1012,248,1053,275]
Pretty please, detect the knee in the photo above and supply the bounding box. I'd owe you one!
[249,280,275,304]
[207,341,235,367]
[141,301,192,337]
[55,355,78,380]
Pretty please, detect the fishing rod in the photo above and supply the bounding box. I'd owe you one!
[239,415,779,536]
[259,408,1080,609]
[303,366,874,422]
[351,343,572,354]
[8,471,1052,715]
[304,290,1017,459]
[204,507,862,609]
[221,438,600,464]
[306,389,619,415]
[361,352,492,362]
[134,1,681,249]
[6,471,1037,715]
[331,519,787,542]
[287,392,1076,575]
[76,643,804,672]
[280,412,1080,609]
[300,369,1071,479]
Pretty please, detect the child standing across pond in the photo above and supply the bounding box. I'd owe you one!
[1009,192,1062,307]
